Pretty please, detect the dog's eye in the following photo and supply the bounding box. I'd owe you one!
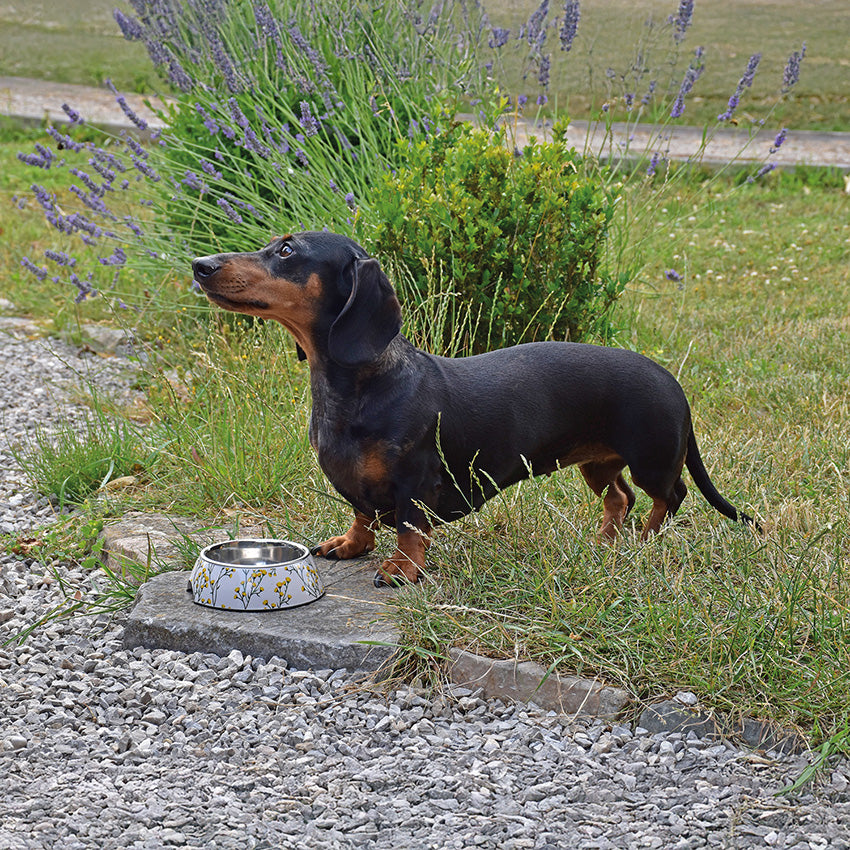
[279,243,293,258]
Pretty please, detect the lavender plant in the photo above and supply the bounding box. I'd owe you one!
[16,0,489,307]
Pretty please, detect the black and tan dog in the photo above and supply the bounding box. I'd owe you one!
[193,231,759,587]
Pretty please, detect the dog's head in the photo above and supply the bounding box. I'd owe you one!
[192,231,402,367]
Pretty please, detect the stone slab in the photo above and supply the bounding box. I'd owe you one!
[447,648,631,720]
[103,513,400,673]
[102,512,233,575]
[123,562,399,673]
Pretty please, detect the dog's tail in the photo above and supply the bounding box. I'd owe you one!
[685,427,762,534]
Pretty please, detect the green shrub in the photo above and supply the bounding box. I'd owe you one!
[364,122,624,354]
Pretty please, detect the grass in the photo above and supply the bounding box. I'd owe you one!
[1,0,848,131]
[2,123,849,753]
[0,0,159,92]
[484,0,850,131]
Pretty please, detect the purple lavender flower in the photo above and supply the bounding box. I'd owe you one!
[46,126,84,152]
[559,0,580,53]
[345,192,356,210]
[70,185,113,217]
[782,42,806,92]
[200,159,224,180]
[113,9,144,41]
[770,128,787,153]
[217,197,243,223]
[517,94,529,109]
[253,2,283,52]
[196,103,221,135]
[718,53,761,121]
[226,195,263,220]
[669,0,694,43]
[749,163,776,182]
[70,272,97,303]
[70,168,106,197]
[210,33,243,93]
[129,156,160,182]
[646,151,662,177]
[167,58,194,92]
[526,0,549,47]
[106,80,148,131]
[90,161,117,188]
[99,247,127,266]
[641,80,657,106]
[295,149,309,168]
[20,257,49,281]
[61,103,84,125]
[44,250,77,267]
[670,47,705,119]
[182,171,208,192]
[123,134,148,160]
[17,146,56,169]
[299,101,320,137]
[123,217,144,238]
[538,54,551,87]
[665,269,683,282]
[90,146,127,174]
[489,27,511,49]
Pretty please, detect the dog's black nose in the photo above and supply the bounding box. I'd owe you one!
[192,256,221,279]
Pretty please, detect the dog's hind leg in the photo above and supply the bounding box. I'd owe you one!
[580,460,632,540]
[637,476,688,539]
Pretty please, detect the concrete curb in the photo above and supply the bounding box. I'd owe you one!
[637,699,806,754]
[447,648,631,720]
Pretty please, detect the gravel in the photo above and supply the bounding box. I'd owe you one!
[1,323,849,849]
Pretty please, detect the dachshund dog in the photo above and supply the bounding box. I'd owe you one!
[193,231,759,587]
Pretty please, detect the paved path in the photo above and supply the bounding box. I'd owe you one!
[2,74,848,168]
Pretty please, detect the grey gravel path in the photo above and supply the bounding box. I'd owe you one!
[1,321,849,849]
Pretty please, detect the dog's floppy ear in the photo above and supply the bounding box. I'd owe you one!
[328,257,402,367]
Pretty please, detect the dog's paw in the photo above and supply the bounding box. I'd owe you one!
[311,535,373,560]
[373,558,420,588]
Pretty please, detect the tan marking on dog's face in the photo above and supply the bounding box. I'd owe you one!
[203,260,322,363]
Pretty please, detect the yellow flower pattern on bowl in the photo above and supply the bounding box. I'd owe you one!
[190,540,323,611]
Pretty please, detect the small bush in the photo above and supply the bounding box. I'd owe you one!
[364,122,623,353]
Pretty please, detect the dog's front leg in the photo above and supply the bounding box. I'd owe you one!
[312,511,377,560]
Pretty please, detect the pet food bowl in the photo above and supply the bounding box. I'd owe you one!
[190,539,324,611]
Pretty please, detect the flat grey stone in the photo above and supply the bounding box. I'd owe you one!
[123,561,399,673]
[101,512,233,574]
[447,648,631,720]
[638,700,720,737]
[639,701,806,753]
[69,323,135,355]
[105,512,399,672]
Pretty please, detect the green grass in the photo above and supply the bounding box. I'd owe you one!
[1,0,848,131]
[0,0,158,92]
[485,0,850,131]
[2,123,849,745]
